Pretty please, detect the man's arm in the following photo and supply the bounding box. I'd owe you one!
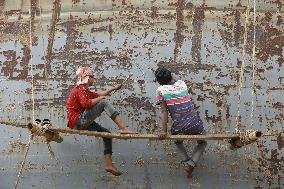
[158,100,168,139]
[97,84,122,96]
[91,96,106,106]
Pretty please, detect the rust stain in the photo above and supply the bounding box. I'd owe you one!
[30,0,40,26]
[150,1,158,19]
[29,0,40,46]
[90,23,113,40]
[276,134,284,150]
[0,21,29,35]
[274,0,283,10]
[256,12,284,66]
[0,50,17,78]
[257,139,284,188]
[62,16,79,53]
[46,0,61,66]
[191,4,206,64]
[274,113,283,121]
[124,96,153,112]
[173,0,186,62]
[205,109,222,124]
[0,42,30,80]
[20,44,31,79]
[218,2,246,48]
[219,3,284,66]
[0,0,5,16]
[72,0,80,5]
[157,59,215,75]
[108,24,113,40]
[5,139,26,155]
[276,14,283,26]
[272,102,284,109]
[268,149,283,183]
[0,1,283,188]
[18,0,24,20]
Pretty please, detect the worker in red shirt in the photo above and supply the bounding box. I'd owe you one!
[66,66,135,176]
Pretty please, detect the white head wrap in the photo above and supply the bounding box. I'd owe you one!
[76,66,94,85]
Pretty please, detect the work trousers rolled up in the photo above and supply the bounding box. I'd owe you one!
[74,100,120,155]
[173,130,207,167]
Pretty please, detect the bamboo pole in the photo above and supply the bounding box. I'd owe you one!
[0,120,281,141]
[50,127,240,140]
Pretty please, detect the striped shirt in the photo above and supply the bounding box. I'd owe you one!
[156,80,204,134]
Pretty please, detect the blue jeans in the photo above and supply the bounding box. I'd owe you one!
[174,130,207,167]
[74,100,119,155]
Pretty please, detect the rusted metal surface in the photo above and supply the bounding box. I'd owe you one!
[0,0,283,188]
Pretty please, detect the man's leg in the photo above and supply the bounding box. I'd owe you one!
[79,100,135,133]
[174,140,190,162]
[77,100,115,127]
[185,130,207,178]
[190,140,207,166]
[87,122,122,176]
[87,122,113,155]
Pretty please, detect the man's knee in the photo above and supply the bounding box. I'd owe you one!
[97,99,108,108]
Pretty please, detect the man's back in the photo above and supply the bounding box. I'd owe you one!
[156,80,204,134]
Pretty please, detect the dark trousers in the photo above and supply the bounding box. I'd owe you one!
[74,121,112,155]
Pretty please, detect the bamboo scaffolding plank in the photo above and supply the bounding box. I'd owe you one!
[51,127,239,140]
[0,120,281,140]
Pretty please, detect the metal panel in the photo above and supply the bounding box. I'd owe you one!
[0,0,283,188]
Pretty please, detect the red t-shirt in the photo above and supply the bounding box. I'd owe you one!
[66,84,99,129]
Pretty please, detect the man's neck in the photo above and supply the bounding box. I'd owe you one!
[169,79,176,85]
[83,84,89,89]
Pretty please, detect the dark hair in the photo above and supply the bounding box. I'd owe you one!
[155,67,172,85]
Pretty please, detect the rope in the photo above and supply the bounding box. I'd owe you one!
[111,73,133,95]
[14,4,35,188]
[239,0,257,152]
[235,0,251,132]
[32,122,51,136]
[39,0,52,120]
[30,4,35,122]
[47,142,56,158]
[13,134,33,189]
[250,0,257,129]
[39,0,59,161]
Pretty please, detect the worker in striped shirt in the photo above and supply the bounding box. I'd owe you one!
[155,66,207,178]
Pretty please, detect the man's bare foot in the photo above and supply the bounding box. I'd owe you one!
[118,128,137,134]
[105,166,123,176]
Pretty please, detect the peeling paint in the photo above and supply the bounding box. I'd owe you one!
[0,0,283,188]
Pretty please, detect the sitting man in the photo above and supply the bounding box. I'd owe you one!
[155,66,207,178]
[66,66,134,176]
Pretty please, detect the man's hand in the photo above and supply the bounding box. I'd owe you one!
[97,84,122,97]
[112,84,122,91]
[158,130,167,139]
